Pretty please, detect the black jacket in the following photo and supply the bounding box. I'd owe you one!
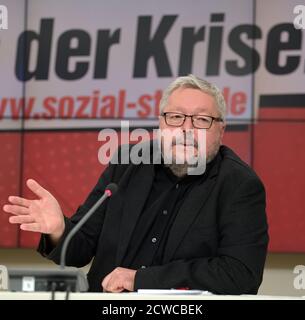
[38,143,269,294]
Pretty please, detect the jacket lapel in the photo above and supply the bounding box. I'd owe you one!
[163,156,221,263]
[115,163,154,265]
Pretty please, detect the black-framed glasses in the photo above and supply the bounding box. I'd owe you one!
[162,112,223,129]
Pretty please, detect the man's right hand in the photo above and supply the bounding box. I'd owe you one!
[3,179,65,244]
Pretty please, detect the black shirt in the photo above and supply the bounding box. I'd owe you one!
[122,162,210,270]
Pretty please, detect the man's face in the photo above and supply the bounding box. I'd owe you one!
[159,87,225,166]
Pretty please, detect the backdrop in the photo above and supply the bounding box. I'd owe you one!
[0,0,304,251]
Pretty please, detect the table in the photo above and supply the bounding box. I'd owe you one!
[0,292,304,300]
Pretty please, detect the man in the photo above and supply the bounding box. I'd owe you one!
[3,75,269,294]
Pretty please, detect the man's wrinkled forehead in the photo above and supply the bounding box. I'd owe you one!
[165,104,212,114]
[165,88,217,114]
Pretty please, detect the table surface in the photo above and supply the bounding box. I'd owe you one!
[0,291,304,300]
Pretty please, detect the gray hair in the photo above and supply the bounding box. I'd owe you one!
[159,74,226,121]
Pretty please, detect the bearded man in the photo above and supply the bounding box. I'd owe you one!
[3,75,269,294]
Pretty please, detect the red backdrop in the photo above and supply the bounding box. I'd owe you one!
[1,111,305,251]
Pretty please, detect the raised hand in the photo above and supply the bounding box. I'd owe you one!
[3,179,65,242]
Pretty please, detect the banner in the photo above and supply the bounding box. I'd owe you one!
[0,0,305,251]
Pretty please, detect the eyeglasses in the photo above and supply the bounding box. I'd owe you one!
[161,112,223,129]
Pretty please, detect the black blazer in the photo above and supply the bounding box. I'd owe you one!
[38,143,269,294]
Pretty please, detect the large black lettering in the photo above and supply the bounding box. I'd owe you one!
[266,23,302,74]
[206,13,225,76]
[226,25,261,75]
[15,18,53,81]
[94,29,121,79]
[178,26,205,76]
[133,15,177,77]
[55,30,91,80]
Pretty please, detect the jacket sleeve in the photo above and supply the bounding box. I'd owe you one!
[37,162,116,268]
[134,177,269,294]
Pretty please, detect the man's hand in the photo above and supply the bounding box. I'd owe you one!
[3,179,65,243]
[101,267,137,293]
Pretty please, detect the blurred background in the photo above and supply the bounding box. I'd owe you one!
[0,0,304,296]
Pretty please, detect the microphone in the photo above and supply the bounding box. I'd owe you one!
[60,183,118,269]
[7,183,118,296]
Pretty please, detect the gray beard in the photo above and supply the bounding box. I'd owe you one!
[165,145,220,177]
[164,163,192,178]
